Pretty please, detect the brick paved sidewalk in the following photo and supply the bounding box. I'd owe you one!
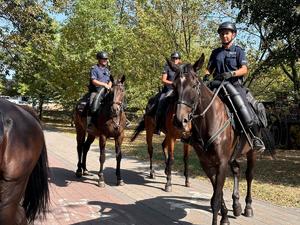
[36,130,299,225]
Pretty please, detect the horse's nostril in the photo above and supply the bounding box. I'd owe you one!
[183,118,188,124]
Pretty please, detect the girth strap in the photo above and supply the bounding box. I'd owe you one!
[203,116,232,150]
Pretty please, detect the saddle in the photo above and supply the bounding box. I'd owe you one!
[208,80,266,129]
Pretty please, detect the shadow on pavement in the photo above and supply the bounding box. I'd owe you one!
[71,196,212,225]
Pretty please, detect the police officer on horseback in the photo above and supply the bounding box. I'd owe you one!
[205,21,265,152]
[87,51,112,133]
[155,51,181,134]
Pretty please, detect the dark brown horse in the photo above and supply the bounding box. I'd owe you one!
[74,75,126,187]
[0,99,49,225]
[170,54,258,225]
[131,95,192,192]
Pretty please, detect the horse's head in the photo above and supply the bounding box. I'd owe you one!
[110,75,126,118]
[170,54,205,133]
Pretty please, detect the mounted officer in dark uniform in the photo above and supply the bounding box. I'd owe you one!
[155,51,181,134]
[205,22,265,152]
[87,51,112,133]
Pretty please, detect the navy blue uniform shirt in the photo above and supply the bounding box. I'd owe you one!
[207,45,247,84]
[161,63,175,92]
[89,64,111,92]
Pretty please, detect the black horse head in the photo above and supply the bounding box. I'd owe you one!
[110,75,126,119]
[169,54,205,132]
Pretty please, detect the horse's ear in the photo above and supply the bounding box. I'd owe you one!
[193,53,205,72]
[110,75,114,83]
[166,57,180,72]
[120,75,125,83]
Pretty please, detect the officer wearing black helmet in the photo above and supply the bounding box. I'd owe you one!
[155,51,181,134]
[205,21,265,152]
[87,51,112,133]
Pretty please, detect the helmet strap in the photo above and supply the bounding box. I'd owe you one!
[222,33,236,46]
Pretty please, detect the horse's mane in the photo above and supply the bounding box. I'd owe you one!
[18,105,41,124]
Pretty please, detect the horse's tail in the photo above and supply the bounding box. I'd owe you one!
[22,142,50,222]
[261,127,276,159]
[130,116,145,142]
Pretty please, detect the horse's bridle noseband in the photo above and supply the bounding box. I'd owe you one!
[175,66,202,122]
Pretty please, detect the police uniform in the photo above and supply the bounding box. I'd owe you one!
[155,63,175,133]
[207,45,250,113]
[89,65,111,92]
[208,45,247,84]
[89,65,111,113]
[161,63,176,93]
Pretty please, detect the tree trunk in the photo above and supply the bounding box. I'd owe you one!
[38,97,44,120]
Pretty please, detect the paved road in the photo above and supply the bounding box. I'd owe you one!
[36,129,299,225]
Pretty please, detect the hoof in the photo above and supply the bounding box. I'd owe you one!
[185,181,191,188]
[149,172,155,179]
[165,185,172,192]
[117,180,125,186]
[83,169,90,176]
[244,207,254,217]
[98,181,105,188]
[233,203,242,217]
[164,168,168,175]
[220,219,230,225]
[75,170,82,178]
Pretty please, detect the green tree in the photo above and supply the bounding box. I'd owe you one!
[229,0,300,101]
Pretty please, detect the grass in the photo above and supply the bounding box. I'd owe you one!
[44,121,300,208]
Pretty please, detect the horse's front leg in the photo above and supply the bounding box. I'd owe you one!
[146,124,155,179]
[165,136,174,192]
[98,135,107,187]
[230,159,242,217]
[183,143,191,187]
[244,150,256,217]
[81,134,95,175]
[115,132,125,186]
[75,128,86,177]
[211,162,229,225]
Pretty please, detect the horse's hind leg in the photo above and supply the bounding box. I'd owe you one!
[115,133,125,186]
[244,150,256,217]
[183,144,191,187]
[98,135,107,187]
[82,134,95,175]
[75,127,86,177]
[230,159,242,217]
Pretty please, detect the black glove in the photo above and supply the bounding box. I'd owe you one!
[222,71,235,80]
[214,71,235,81]
[203,74,210,82]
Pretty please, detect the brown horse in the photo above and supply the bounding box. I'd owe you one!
[170,54,258,225]
[0,99,49,225]
[131,95,192,192]
[74,75,126,187]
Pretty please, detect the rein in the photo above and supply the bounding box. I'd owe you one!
[110,83,125,129]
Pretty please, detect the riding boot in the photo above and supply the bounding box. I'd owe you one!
[249,126,265,153]
[155,96,166,135]
[86,113,97,135]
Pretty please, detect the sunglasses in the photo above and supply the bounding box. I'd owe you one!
[172,57,180,60]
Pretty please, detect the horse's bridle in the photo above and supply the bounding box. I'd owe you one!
[111,83,125,129]
[111,83,125,109]
[176,66,202,122]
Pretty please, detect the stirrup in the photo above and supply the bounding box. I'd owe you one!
[252,137,265,153]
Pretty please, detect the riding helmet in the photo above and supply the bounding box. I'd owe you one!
[171,51,181,59]
[217,22,237,34]
[96,51,109,59]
